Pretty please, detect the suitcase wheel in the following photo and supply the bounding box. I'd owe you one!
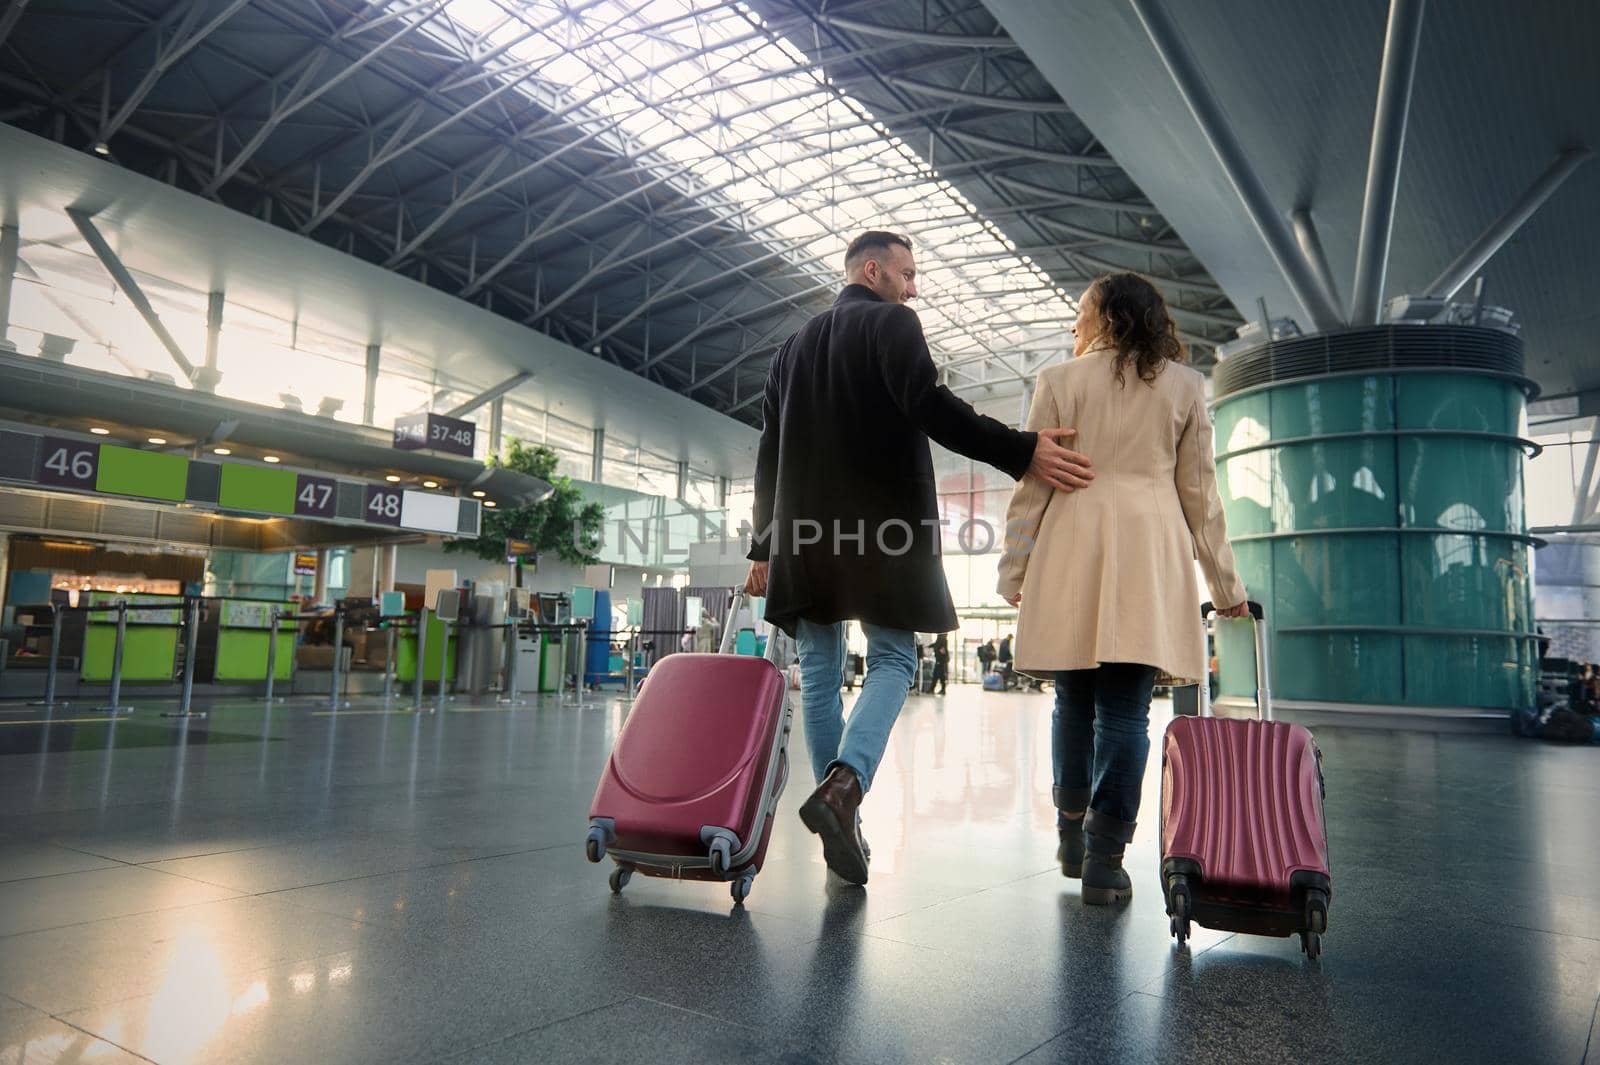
[586,826,607,864]
[1166,875,1192,948]
[1300,931,1322,960]
[708,836,733,877]
[609,866,633,894]
[730,873,754,905]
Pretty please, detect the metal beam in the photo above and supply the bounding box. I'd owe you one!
[531,224,647,321]
[67,208,197,381]
[941,129,1112,167]
[99,0,251,146]
[442,372,533,419]
[0,223,17,352]
[815,14,1015,48]
[363,343,380,424]
[885,76,1069,113]
[1290,208,1346,323]
[1349,0,1426,325]
[1426,147,1594,299]
[1571,420,1600,526]
[0,0,32,53]
[989,173,1153,216]
[1129,0,1343,332]
[643,279,836,369]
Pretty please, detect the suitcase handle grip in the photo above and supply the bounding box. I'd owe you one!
[719,590,784,666]
[1199,599,1264,620]
[1197,601,1272,721]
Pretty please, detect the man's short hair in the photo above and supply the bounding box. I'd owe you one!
[844,231,912,273]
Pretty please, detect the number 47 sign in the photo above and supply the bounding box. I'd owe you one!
[294,474,337,518]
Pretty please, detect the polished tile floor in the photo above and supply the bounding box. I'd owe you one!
[0,684,1597,1064]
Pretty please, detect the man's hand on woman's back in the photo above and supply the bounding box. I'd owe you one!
[1028,428,1094,492]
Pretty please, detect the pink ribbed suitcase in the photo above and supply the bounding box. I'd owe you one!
[584,593,791,906]
[1160,602,1332,958]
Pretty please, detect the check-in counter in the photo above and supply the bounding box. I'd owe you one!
[82,592,180,682]
[214,598,295,683]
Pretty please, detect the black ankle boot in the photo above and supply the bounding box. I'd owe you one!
[1053,787,1088,878]
[1081,809,1136,906]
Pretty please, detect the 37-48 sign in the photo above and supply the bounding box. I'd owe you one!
[392,413,476,458]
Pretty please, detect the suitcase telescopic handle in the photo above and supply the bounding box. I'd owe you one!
[719,590,784,666]
[1197,600,1272,722]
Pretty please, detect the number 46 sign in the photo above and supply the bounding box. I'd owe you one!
[38,437,100,489]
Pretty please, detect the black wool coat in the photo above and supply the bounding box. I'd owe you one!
[748,285,1038,636]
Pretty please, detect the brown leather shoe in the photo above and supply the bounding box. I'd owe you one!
[798,766,868,885]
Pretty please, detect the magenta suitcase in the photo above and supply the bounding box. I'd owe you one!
[1160,602,1332,958]
[584,594,791,905]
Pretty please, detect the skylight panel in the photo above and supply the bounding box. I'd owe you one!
[426,0,1079,384]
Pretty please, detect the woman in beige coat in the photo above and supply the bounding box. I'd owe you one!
[998,272,1247,906]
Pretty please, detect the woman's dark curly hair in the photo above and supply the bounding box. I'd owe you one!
[1081,272,1186,386]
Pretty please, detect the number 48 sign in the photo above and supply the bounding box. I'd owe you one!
[364,484,404,526]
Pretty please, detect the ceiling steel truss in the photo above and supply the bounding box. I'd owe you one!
[0,0,1240,426]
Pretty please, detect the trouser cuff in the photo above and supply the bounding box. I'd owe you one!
[1053,786,1090,813]
[1084,809,1137,852]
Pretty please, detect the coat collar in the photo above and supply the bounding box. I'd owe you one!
[835,283,885,305]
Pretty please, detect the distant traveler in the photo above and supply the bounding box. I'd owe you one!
[998,634,1013,666]
[998,271,1247,906]
[977,639,996,675]
[931,634,949,695]
[745,230,1094,885]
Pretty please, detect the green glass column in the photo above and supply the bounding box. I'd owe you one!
[1210,325,1538,718]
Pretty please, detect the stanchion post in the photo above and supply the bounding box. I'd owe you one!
[557,627,569,706]
[383,624,397,702]
[413,608,428,713]
[498,620,523,706]
[264,608,280,704]
[329,609,346,711]
[164,597,206,718]
[94,599,132,714]
[435,616,452,712]
[625,632,639,701]
[30,602,66,708]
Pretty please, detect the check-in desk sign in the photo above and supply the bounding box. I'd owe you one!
[0,429,480,537]
[392,413,476,458]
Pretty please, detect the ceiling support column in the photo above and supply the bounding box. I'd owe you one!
[0,223,18,352]
[488,397,504,460]
[1349,0,1427,324]
[1290,209,1346,324]
[363,343,381,425]
[591,428,604,483]
[1426,147,1594,299]
[67,208,197,382]
[196,290,224,393]
[1128,0,1344,332]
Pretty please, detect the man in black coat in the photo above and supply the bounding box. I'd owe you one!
[744,230,1092,884]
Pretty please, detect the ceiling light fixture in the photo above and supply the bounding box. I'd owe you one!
[471,490,486,498]
[213,447,231,456]
[263,455,281,464]
[385,474,402,483]
[147,437,167,445]
[483,500,497,508]
[422,480,439,489]
[89,427,110,435]
[92,141,110,156]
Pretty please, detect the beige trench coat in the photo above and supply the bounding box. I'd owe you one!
[997,347,1246,679]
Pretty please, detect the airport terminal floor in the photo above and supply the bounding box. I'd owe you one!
[1,686,1596,1065]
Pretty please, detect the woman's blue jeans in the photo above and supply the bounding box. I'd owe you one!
[1052,663,1160,831]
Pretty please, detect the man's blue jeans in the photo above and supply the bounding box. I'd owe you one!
[1052,663,1160,830]
[795,619,917,793]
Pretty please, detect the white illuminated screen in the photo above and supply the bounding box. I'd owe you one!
[401,490,462,533]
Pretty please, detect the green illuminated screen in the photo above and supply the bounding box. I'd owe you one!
[96,445,188,502]
[218,463,296,514]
